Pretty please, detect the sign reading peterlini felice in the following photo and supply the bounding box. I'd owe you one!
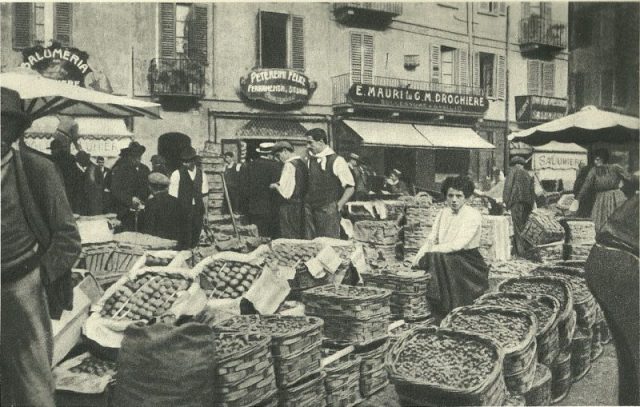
[240,69,317,106]
[21,43,93,87]
[348,84,489,115]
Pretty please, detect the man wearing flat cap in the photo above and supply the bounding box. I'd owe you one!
[305,128,355,239]
[348,152,369,200]
[169,146,209,249]
[1,88,81,406]
[242,142,282,238]
[142,172,179,240]
[111,141,151,231]
[270,141,308,238]
[383,168,409,195]
[503,155,535,256]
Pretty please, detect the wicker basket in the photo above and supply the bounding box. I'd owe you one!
[390,292,432,321]
[560,218,596,245]
[362,243,399,262]
[360,365,388,398]
[559,310,577,352]
[214,333,273,386]
[571,327,593,382]
[355,338,389,375]
[82,243,116,273]
[526,241,564,263]
[563,243,594,261]
[278,371,327,407]
[321,348,362,407]
[347,200,406,222]
[353,220,401,246]
[387,327,507,406]
[301,285,392,320]
[321,315,390,346]
[441,305,538,394]
[388,318,437,348]
[521,211,565,246]
[550,350,572,404]
[590,324,604,361]
[212,366,278,407]
[361,268,430,295]
[523,363,552,406]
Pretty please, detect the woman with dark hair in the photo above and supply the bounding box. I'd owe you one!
[412,176,489,318]
[577,149,629,233]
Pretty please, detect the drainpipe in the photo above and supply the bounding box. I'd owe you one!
[504,6,511,174]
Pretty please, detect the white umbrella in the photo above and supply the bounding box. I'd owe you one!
[509,105,639,145]
[0,70,161,120]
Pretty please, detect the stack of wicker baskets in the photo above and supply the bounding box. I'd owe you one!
[212,333,277,407]
[521,211,566,263]
[355,338,390,398]
[403,197,440,260]
[212,315,326,406]
[560,218,596,261]
[353,220,401,262]
[321,347,362,407]
[199,141,226,217]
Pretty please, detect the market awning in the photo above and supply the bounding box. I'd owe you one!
[533,141,587,153]
[236,119,309,140]
[342,120,431,148]
[25,116,133,139]
[413,125,495,150]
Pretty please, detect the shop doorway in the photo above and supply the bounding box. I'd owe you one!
[384,148,416,191]
[158,132,192,174]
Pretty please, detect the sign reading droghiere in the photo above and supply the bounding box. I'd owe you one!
[21,43,93,87]
[347,84,489,115]
[240,68,317,106]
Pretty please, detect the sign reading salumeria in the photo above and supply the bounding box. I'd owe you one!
[21,43,93,87]
[533,152,586,170]
[348,84,489,114]
[240,68,317,105]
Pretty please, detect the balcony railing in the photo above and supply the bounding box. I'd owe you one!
[332,3,402,25]
[333,2,403,15]
[519,16,567,52]
[148,57,206,98]
[332,73,485,105]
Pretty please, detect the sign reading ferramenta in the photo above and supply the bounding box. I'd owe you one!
[240,68,317,106]
[348,84,489,115]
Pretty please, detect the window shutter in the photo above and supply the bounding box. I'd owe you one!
[362,34,374,84]
[478,3,490,13]
[542,62,555,96]
[350,33,363,84]
[527,60,541,95]
[291,15,304,71]
[13,3,32,50]
[188,4,207,63]
[498,2,506,16]
[521,2,530,18]
[541,2,552,21]
[256,11,263,68]
[457,49,468,87]
[54,3,72,46]
[159,3,176,59]
[430,44,441,84]
[496,54,506,99]
[472,51,480,89]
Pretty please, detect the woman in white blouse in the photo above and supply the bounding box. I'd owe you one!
[413,176,489,317]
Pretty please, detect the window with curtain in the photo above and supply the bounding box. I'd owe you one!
[257,11,305,71]
[159,3,208,62]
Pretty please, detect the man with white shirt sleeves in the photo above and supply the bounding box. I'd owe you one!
[168,146,209,249]
[270,141,308,239]
[304,128,355,239]
[413,175,489,318]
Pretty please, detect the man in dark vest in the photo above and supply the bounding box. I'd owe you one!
[169,146,209,249]
[110,141,151,231]
[1,88,81,407]
[348,152,369,200]
[304,128,355,239]
[223,150,244,214]
[270,141,308,239]
[142,172,179,240]
[242,142,282,238]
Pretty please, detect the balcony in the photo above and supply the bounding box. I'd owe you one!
[519,16,567,54]
[332,73,488,116]
[515,95,567,124]
[147,57,206,99]
[333,3,402,27]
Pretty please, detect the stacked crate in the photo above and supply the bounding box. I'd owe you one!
[354,220,401,262]
[403,196,443,260]
[199,141,226,217]
[521,210,566,263]
[560,218,596,261]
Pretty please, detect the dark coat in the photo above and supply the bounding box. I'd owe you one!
[110,160,151,218]
[78,163,103,216]
[141,191,180,240]
[51,152,84,214]
[503,166,535,209]
[242,157,282,216]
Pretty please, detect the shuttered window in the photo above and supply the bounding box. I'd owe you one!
[457,49,468,87]
[527,60,542,95]
[257,11,305,71]
[528,60,555,96]
[54,3,72,46]
[430,44,441,84]
[350,32,374,84]
[542,62,555,97]
[188,4,208,62]
[478,2,506,16]
[159,3,176,58]
[474,52,504,99]
[159,3,207,62]
[496,55,506,99]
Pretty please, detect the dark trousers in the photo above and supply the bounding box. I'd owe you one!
[304,201,341,239]
[279,202,305,239]
[1,266,55,407]
[177,204,204,250]
[248,213,278,239]
[510,202,533,256]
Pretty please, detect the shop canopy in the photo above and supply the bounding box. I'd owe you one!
[343,120,495,150]
[236,119,309,140]
[509,105,639,145]
[25,116,133,139]
[511,140,587,155]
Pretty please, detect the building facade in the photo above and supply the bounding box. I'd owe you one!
[1,2,569,190]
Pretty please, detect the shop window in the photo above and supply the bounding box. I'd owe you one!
[478,2,506,16]
[257,11,305,71]
[159,3,208,62]
[350,32,374,84]
[12,3,72,50]
[527,60,554,97]
[435,150,469,181]
[431,45,470,93]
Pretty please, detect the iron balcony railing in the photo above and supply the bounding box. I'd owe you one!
[519,16,567,51]
[148,57,206,98]
[332,73,486,105]
[332,2,403,16]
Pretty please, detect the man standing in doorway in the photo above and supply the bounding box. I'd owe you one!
[304,128,355,239]
[169,146,209,249]
[503,156,536,256]
[348,153,369,200]
[243,142,282,238]
[270,141,308,239]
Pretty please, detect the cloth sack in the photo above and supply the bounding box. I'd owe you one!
[112,322,216,407]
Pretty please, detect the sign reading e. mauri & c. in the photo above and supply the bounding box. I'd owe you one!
[347,84,489,115]
[21,42,93,87]
[240,68,317,106]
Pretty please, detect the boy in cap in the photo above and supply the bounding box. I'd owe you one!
[383,168,409,195]
[270,141,308,238]
[142,172,179,240]
[1,88,81,407]
[169,146,209,249]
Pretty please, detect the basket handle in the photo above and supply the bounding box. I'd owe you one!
[321,345,355,368]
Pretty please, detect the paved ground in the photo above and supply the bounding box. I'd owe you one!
[363,343,618,406]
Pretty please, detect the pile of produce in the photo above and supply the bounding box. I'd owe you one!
[521,210,565,246]
[263,242,322,269]
[145,254,172,267]
[199,259,263,299]
[68,354,116,377]
[113,232,177,249]
[99,271,192,323]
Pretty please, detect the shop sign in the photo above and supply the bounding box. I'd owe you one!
[533,152,586,170]
[24,136,131,159]
[21,42,93,87]
[515,95,567,123]
[347,84,489,115]
[240,68,317,106]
